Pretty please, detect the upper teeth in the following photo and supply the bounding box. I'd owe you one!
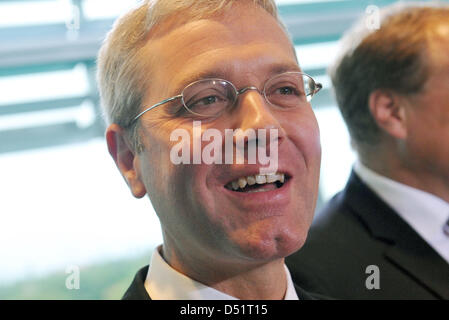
[228,173,285,191]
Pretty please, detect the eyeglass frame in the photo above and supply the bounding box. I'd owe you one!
[132,71,322,123]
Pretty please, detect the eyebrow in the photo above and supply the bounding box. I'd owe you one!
[172,68,229,96]
[172,62,302,95]
[269,63,302,77]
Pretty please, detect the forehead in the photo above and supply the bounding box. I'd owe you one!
[142,3,297,97]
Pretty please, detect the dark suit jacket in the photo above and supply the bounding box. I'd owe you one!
[286,171,449,300]
[122,265,323,300]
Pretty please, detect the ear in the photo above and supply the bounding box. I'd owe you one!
[368,89,408,140]
[106,124,147,198]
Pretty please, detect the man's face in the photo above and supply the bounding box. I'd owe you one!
[403,24,449,184]
[133,2,321,268]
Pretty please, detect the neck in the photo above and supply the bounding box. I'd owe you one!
[161,243,288,300]
[211,259,287,300]
[358,142,449,204]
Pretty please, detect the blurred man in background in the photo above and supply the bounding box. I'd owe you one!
[98,0,323,300]
[286,3,449,299]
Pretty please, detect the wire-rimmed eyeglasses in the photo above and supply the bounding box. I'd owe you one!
[133,71,322,122]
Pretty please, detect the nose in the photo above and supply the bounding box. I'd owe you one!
[232,89,285,151]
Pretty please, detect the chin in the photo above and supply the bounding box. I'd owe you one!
[231,220,308,263]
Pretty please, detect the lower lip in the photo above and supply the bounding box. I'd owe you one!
[221,177,292,207]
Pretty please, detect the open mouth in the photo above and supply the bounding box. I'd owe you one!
[224,173,289,193]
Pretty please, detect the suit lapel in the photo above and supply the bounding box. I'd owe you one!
[344,171,449,299]
[294,283,319,300]
[384,241,449,299]
[122,266,151,300]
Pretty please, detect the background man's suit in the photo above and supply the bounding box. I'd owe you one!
[286,172,449,299]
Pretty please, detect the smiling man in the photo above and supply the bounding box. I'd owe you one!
[97,0,322,300]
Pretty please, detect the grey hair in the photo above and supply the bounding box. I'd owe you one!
[96,0,284,151]
[328,1,449,148]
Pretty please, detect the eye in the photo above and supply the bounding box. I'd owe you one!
[195,95,221,106]
[266,80,308,108]
[268,83,303,97]
[276,86,298,95]
[184,90,229,116]
[187,94,226,110]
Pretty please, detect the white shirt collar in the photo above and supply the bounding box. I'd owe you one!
[354,161,449,263]
[144,245,299,300]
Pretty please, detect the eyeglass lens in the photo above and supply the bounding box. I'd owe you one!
[181,73,317,117]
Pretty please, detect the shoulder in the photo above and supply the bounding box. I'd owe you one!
[288,172,391,266]
[285,175,391,296]
[285,191,364,296]
[308,170,394,244]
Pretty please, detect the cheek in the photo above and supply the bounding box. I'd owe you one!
[281,110,321,212]
[138,127,190,211]
[281,110,322,168]
[140,125,219,230]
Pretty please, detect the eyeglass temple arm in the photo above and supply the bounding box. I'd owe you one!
[133,95,183,122]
